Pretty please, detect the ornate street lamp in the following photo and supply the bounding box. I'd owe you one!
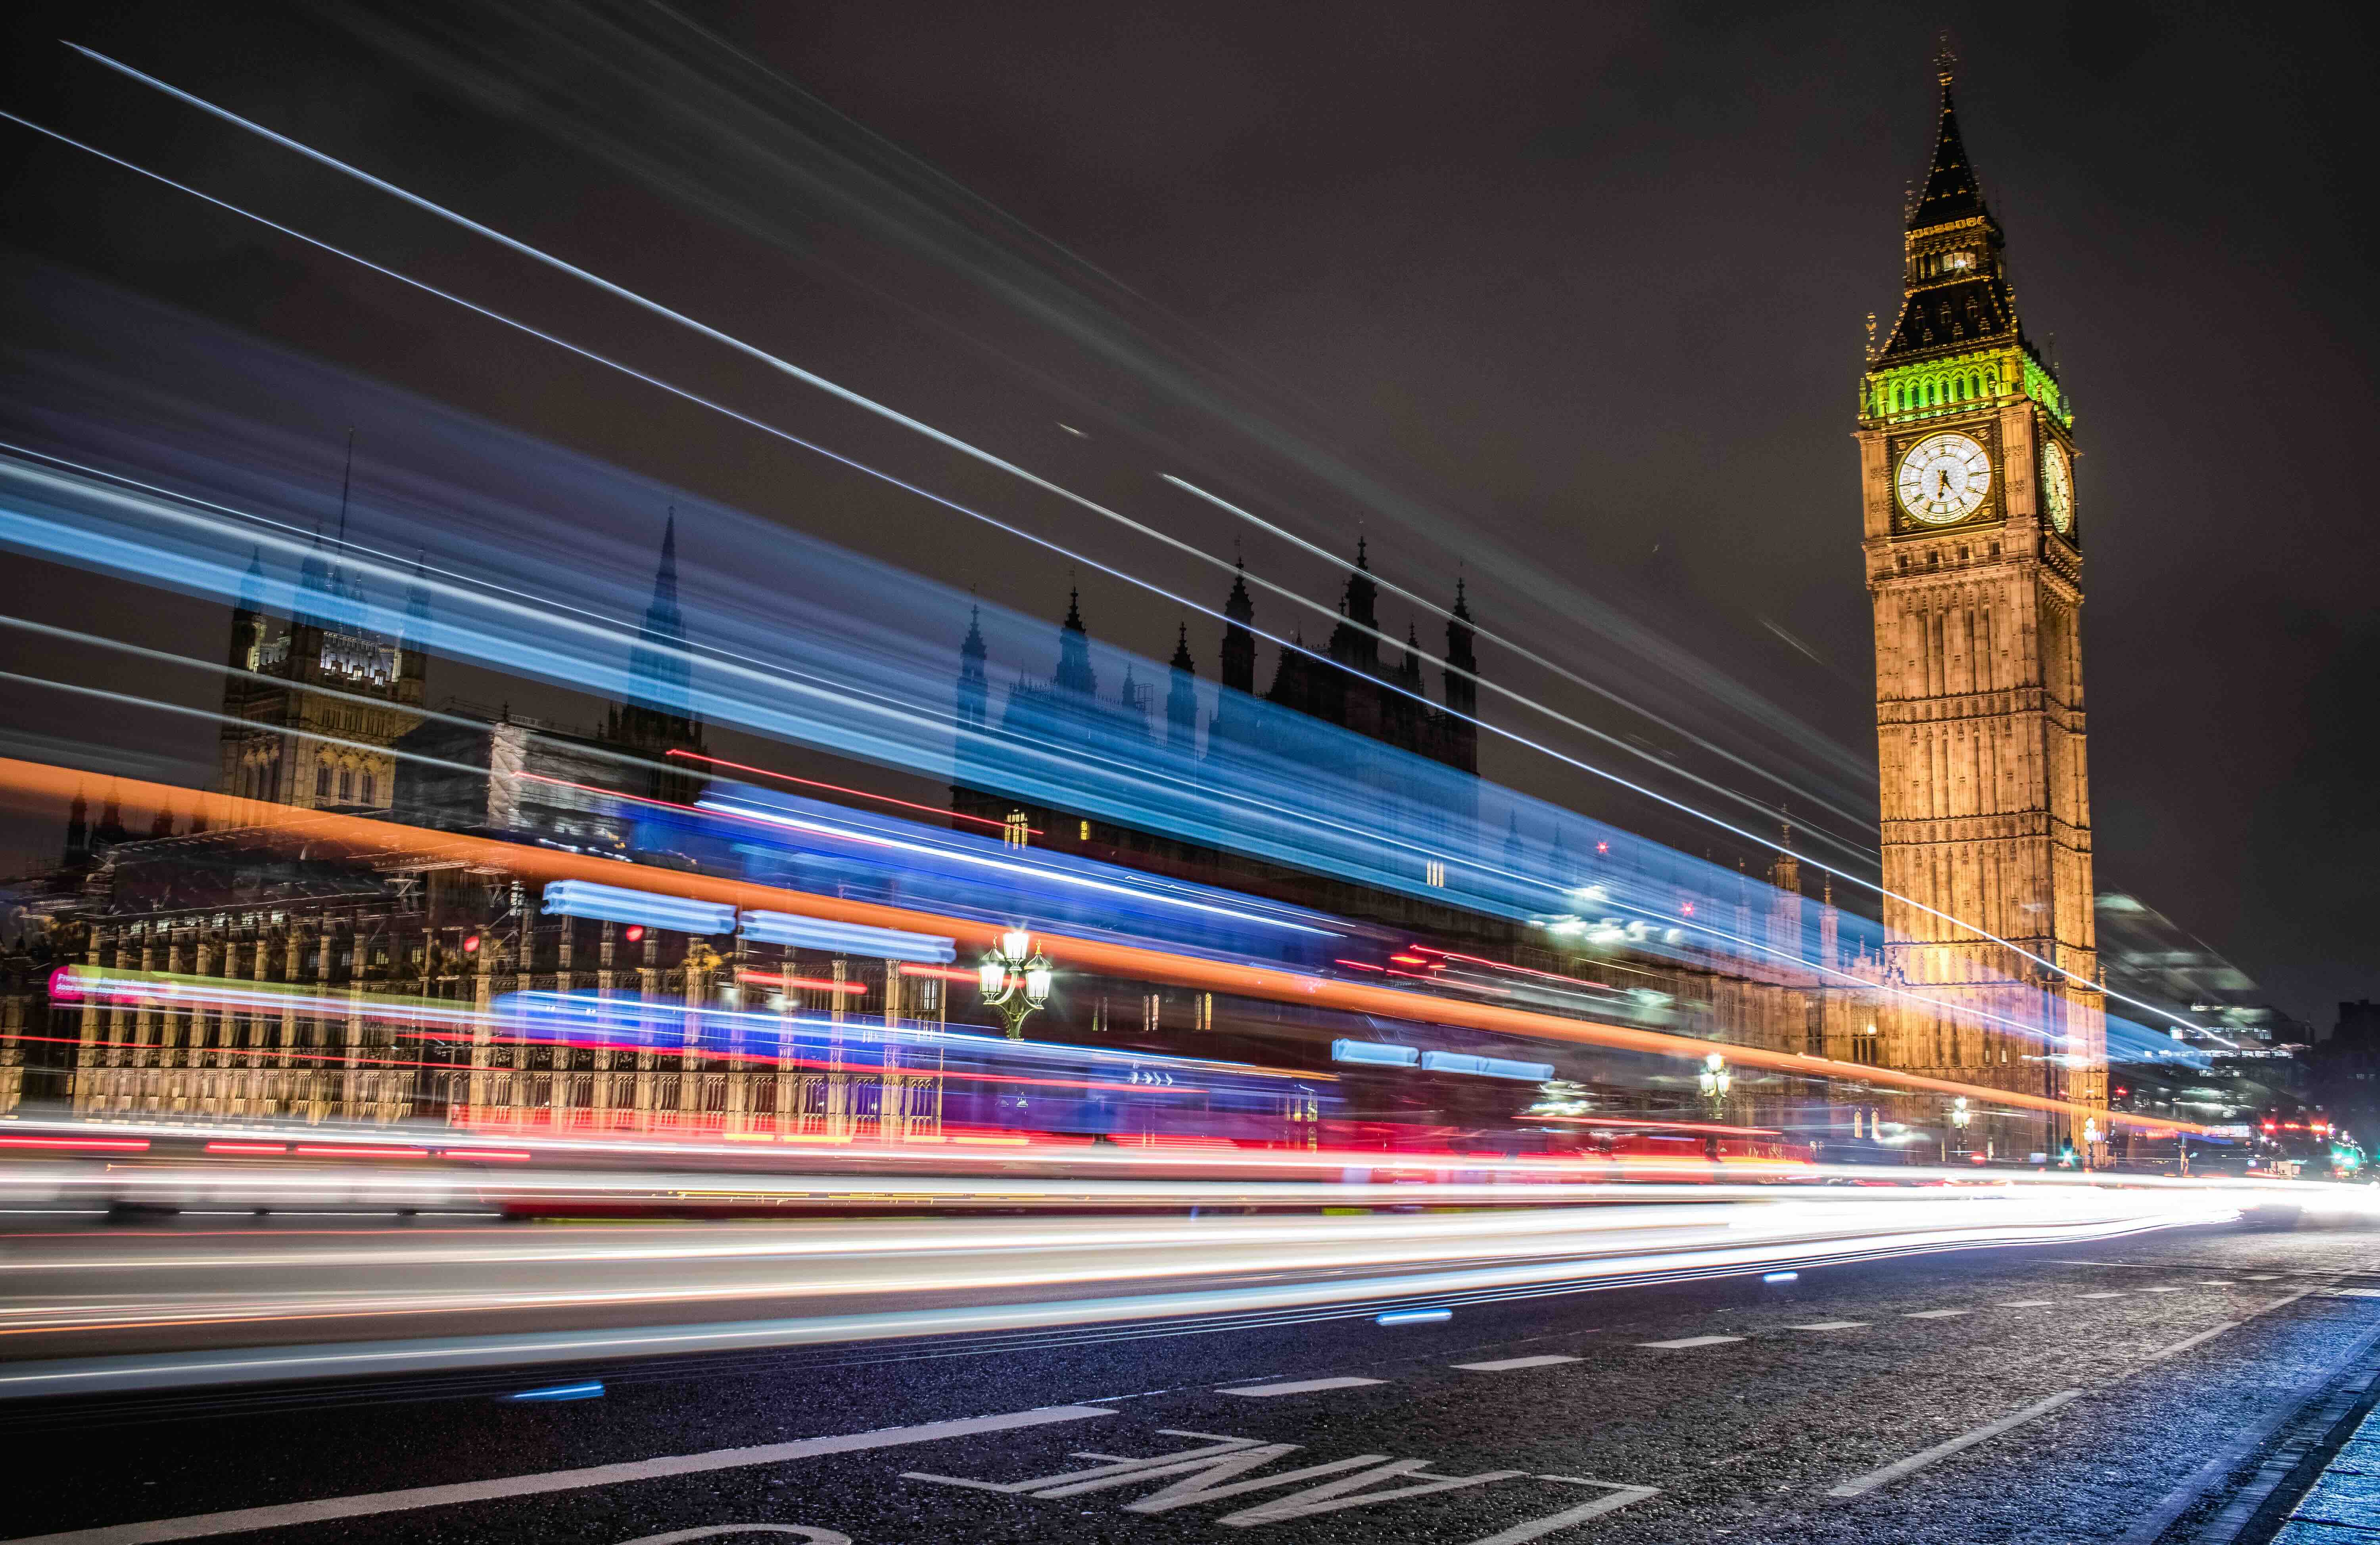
[1948,1095,1971,1160]
[978,926,1052,1038]
[1697,1051,1731,1118]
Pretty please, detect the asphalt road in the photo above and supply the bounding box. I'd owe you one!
[6,1214,2379,1545]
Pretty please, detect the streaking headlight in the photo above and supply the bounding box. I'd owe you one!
[737,910,955,963]
[540,880,735,935]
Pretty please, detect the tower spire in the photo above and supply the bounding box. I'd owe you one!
[334,427,355,555]
[1910,43,1986,231]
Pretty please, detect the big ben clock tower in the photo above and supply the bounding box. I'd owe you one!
[1856,51,2105,1157]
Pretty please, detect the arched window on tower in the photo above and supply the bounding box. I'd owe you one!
[315,766,331,798]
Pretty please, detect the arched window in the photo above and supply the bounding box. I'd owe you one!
[315,766,331,798]
[1892,385,1904,411]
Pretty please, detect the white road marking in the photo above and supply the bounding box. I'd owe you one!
[1903,1309,1969,1319]
[1827,1390,2081,1498]
[0,1405,1118,1545]
[1789,1322,1870,1331]
[2000,1299,2057,1307]
[2139,1286,2185,1294]
[2203,1280,2236,1286]
[1461,1478,1662,1543]
[2243,1274,2282,1281]
[1219,1377,1384,1397]
[1209,1459,1527,1525]
[2324,1288,2380,1298]
[616,1530,850,1545]
[2078,1292,2126,1300]
[1637,1336,1743,1349]
[1453,1355,1582,1372]
[2132,1322,2242,1368]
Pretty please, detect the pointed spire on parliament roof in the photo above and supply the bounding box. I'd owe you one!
[1054,585,1097,697]
[236,546,267,616]
[961,602,986,663]
[1224,557,1254,624]
[623,511,694,722]
[1170,620,1195,672]
[402,551,432,641]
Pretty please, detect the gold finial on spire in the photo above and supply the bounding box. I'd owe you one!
[1935,30,1958,88]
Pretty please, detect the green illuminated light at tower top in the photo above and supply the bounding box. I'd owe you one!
[1862,349,2071,428]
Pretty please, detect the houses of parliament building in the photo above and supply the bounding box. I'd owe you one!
[0,58,2106,1159]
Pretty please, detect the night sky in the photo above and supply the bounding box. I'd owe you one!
[0,1,2372,1024]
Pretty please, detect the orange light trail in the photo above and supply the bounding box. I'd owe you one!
[0,759,2206,1138]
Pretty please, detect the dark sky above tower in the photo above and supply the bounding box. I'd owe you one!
[0,0,2372,1023]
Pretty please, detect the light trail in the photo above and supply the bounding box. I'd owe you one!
[48,43,1873,864]
[0,624,2171,1056]
[0,1183,2302,1398]
[1161,473,1877,846]
[667,748,1037,834]
[0,758,2210,1136]
[6,69,2155,1022]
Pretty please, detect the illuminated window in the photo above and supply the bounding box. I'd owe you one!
[1079,819,1091,841]
[1003,810,1030,848]
[1425,859,1446,888]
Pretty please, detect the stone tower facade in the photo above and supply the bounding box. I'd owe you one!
[219,540,428,812]
[1856,56,2105,1156]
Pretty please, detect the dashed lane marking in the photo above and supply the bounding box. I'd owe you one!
[2078,1292,2127,1299]
[1637,1336,1743,1349]
[0,1405,1118,1545]
[2204,1280,2236,1286]
[1453,1355,1582,1372]
[2001,1299,2058,1307]
[2132,1322,2242,1368]
[1827,1390,2081,1498]
[1219,1377,1385,1397]
[2140,1286,2185,1294]
[2244,1274,2283,1281]
[1904,1309,1970,1319]
[1789,1322,1870,1331]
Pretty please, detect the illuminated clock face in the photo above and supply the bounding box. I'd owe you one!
[1895,432,1993,525]
[2040,439,2074,534]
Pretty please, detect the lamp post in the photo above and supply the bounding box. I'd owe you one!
[978,927,1052,1038]
[1697,1052,1731,1120]
[1949,1095,1971,1161]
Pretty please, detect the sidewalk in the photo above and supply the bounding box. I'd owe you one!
[2275,1401,2380,1542]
